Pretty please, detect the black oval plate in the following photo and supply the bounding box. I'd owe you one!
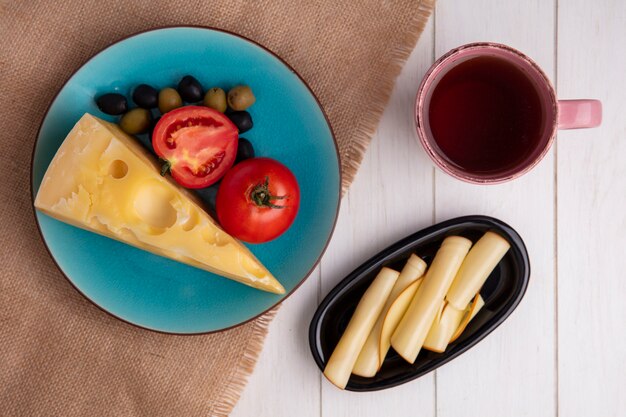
[308,215,530,391]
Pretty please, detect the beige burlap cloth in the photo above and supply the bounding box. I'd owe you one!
[0,1,433,415]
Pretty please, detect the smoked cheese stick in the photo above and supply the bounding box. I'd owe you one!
[323,267,399,389]
[446,231,509,310]
[378,278,423,367]
[391,236,472,363]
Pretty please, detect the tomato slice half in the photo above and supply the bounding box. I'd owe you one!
[152,106,238,188]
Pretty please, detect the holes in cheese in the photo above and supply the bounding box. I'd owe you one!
[390,236,472,364]
[180,210,199,232]
[201,228,232,247]
[446,231,510,310]
[353,254,427,377]
[34,113,284,294]
[241,255,269,279]
[108,159,128,179]
[133,181,178,230]
[323,267,399,389]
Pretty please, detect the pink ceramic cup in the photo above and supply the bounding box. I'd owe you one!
[415,42,602,184]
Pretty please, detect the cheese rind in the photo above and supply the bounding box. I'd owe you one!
[35,113,284,294]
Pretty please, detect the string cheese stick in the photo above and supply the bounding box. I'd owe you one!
[446,231,510,310]
[391,236,472,363]
[389,255,427,301]
[323,267,400,389]
[353,255,427,377]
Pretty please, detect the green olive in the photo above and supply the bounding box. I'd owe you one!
[227,85,255,111]
[203,87,227,112]
[158,87,183,114]
[119,108,151,135]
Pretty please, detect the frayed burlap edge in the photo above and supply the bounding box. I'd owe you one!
[210,307,279,416]
[210,2,435,415]
[0,0,434,414]
[340,0,436,194]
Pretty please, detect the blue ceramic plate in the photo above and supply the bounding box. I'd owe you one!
[31,27,340,334]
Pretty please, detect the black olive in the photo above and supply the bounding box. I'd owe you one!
[95,93,127,115]
[235,138,255,163]
[132,84,159,109]
[227,111,253,133]
[177,75,203,102]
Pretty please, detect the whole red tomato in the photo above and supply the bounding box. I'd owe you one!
[216,158,300,243]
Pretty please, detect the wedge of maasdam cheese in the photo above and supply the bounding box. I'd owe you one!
[35,113,284,294]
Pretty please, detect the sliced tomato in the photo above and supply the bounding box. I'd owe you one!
[152,106,238,188]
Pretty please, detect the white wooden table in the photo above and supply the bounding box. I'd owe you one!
[233,1,626,416]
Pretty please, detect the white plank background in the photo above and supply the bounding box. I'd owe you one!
[233,1,626,416]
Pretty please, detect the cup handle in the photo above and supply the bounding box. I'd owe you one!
[558,99,602,129]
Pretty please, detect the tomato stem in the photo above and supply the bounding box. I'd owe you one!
[250,177,287,209]
[159,159,171,176]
